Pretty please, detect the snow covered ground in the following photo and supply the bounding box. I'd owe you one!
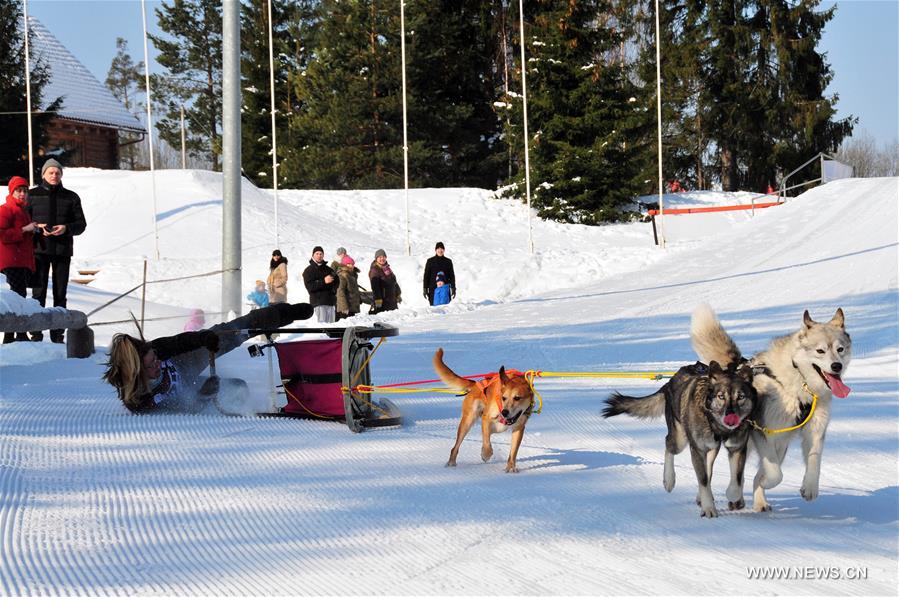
[1,171,896,595]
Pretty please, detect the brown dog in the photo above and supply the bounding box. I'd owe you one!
[434,348,535,473]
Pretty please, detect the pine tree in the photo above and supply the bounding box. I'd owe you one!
[149,0,223,171]
[241,0,297,187]
[504,0,648,223]
[285,0,404,189]
[0,4,61,180]
[105,37,145,169]
[402,0,505,189]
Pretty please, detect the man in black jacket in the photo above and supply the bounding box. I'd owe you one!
[302,245,338,322]
[26,159,87,343]
[423,242,456,306]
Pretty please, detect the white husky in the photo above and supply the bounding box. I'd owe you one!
[690,305,852,512]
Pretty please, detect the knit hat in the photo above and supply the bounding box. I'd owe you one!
[255,279,265,287]
[374,249,387,259]
[312,245,324,255]
[7,176,28,198]
[41,159,63,177]
[435,241,445,250]
[336,247,347,256]
[436,271,446,283]
[341,254,355,266]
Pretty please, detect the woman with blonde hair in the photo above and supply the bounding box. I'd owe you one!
[103,302,313,413]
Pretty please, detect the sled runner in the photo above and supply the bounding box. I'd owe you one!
[246,323,402,432]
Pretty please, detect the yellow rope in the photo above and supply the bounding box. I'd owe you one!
[344,369,677,417]
[350,336,387,388]
[748,383,818,435]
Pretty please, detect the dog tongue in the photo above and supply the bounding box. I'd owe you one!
[824,373,851,398]
[723,413,741,427]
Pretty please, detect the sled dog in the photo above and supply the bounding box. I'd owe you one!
[434,348,534,473]
[690,305,852,512]
[603,361,758,517]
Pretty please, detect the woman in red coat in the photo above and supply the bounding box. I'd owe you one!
[0,176,38,343]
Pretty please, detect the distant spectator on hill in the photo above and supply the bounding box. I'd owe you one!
[267,249,288,304]
[330,247,361,320]
[303,246,338,322]
[0,176,38,343]
[423,242,455,306]
[183,309,206,332]
[27,159,87,343]
[247,280,270,309]
[369,249,401,314]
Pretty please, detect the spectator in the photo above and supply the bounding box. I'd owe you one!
[247,280,270,309]
[27,159,87,343]
[267,249,288,304]
[432,271,451,306]
[103,302,313,413]
[423,241,455,306]
[302,245,338,322]
[0,176,38,343]
[183,308,206,332]
[330,248,361,320]
[369,248,401,314]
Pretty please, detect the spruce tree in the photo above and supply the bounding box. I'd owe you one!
[0,4,61,180]
[241,0,297,188]
[105,38,145,169]
[149,0,223,171]
[505,0,648,223]
[403,0,505,189]
[285,0,404,189]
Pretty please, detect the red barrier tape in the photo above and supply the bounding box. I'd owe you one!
[648,201,781,216]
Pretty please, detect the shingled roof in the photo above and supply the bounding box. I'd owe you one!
[28,17,146,134]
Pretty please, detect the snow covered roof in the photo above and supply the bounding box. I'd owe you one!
[27,17,146,134]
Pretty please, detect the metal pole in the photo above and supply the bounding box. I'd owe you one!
[654,0,667,248]
[140,259,148,331]
[141,0,161,259]
[267,0,280,249]
[518,0,534,254]
[222,0,242,317]
[400,0,411,256]
[23,0,34,186]
[180,105,186,169]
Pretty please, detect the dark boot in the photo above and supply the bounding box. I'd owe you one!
[30,331,43,342]
[244,302,313,330]
[50,329,65,344]
[15,332,29,342]
[3,332,14,344]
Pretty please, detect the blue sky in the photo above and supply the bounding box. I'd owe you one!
[25,0,898,146]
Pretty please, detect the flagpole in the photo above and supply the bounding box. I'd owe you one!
[654,0,667,248]
[267,0,280,249]
[141,0,161,259]
[400,0,411,256]
[23,0,34,186]
[518,0,534,254]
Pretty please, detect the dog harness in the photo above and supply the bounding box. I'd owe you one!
[470,370,533,425]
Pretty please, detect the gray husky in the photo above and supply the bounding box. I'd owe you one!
[603,361,758,518]
[691,305,852,512]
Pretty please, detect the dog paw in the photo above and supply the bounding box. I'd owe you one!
[505,464,520,473]
[728,499,745,511]
[481,447,493,462]
[800,484,818,501]
[445,460,457,468]
[753,501,772,513]
[663,471,675,493]
[700,505,719,518]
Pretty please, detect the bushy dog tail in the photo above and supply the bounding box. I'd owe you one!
[691,304,742,368]
[433,348,476,392]
[602,390,666,419]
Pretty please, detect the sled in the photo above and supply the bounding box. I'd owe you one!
[246,323,402,432]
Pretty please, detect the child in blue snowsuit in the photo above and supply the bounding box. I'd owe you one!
[432,271,451,306]
[247,280,270,308]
